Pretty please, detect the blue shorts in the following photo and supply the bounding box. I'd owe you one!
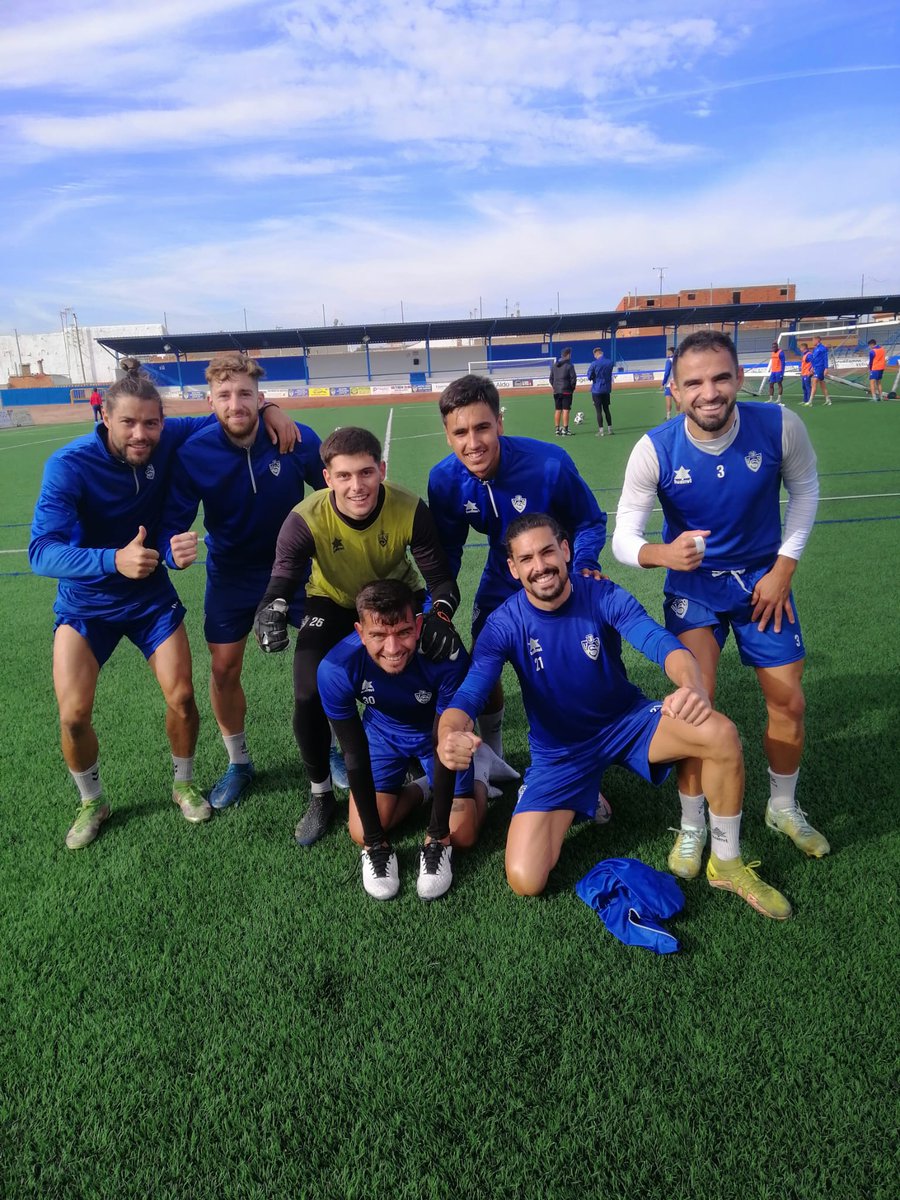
[205,565,306,644]
[663,386,672,397]
[870,370,884,381]
[664,566,805,668]
[367,729,475,797]
[769,372,784,384]
[513,699,669,819]
[814,369,826,381]
[56,598,186,668]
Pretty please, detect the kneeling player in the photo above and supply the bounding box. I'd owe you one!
[438,514,792,919]
[318,580,489,900]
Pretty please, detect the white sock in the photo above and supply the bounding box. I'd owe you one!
[223,732,251,765]
[768,769,799,813]
[311,777,332,795]
[172,756,194,785]
[477,707,504,756]
[679,790,706,829]
[410,775,431,803]
[70,762,102,802]
[709,811,741,861]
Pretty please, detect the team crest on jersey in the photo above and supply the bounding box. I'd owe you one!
[673,466,692,485]
[744,451,762,473]
[361,680,374,693]
[528,637,543,656]
[145,464,155,481]
[378,531,388,547]
[670,598,689,619]
[415,690,433,705]
[269,459,281,477]
[464,500,479,514]
[331,537,344,553]
[511,494,527,513]
[581,633,601,661]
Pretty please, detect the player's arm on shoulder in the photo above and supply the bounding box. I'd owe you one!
[298,426,326,489]
[260,402,298,452]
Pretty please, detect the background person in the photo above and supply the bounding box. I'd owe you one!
[867,339,885,402]
[807,336,832,406]
[587,347,614,436]
[799,342,813,405]
[767,342,786,404]
[549,346,577,436]
[662,347,675,420]
[89,387,103,423]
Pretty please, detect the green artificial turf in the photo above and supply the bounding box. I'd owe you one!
[0,391,897,1199]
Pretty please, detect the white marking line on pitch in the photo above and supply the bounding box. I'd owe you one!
[383,407,394,476]
[0,435,74,452]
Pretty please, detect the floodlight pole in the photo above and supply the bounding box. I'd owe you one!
[652,267,668,296]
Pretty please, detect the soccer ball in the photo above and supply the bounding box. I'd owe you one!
[500,406,506,414]
[573,411,584,424]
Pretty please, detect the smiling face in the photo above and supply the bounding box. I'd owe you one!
[103,396,164,465]
[507,525,572,610]
[671,344,742,440]
[208,371,261,443]
[355,606,421,674]
[443,401,503,480]
[323,453,386,519]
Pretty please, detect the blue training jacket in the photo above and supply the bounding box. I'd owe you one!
[29,416,214,620]
[575,857,685,954]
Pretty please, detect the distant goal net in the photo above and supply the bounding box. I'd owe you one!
[776,319,900,400]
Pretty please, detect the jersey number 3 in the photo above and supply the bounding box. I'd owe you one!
[716,465,726,478]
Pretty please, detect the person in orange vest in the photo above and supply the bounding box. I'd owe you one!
[868,339,886,402]
[767,342,786,404]
[798,342,814,406]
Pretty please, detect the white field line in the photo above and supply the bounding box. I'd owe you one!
[0,435,74,452]
[383,407,395,475]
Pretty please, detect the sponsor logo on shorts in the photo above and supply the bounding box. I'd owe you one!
[581,633,601,660]
[670,598,688,619]
[649,704,662,714]
[145,464,156,480]
[269,459,281,477]
[464,500,479,514]
[415,690,433,704]
[511,494,527,513]
[745,451,762,473]
[673,466,692,485]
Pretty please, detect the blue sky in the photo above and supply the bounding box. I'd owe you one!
[2,0,899,333]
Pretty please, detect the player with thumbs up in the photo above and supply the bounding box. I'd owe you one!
[30,362,220,849]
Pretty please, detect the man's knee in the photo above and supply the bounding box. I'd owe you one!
[698,712,743,765]
[767,684,806,726]
[59,707,93,744]
[164,677,196,719]
[505,853,549,896]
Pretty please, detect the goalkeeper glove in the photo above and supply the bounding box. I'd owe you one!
[418,601,463,663]
[254,598,289,653]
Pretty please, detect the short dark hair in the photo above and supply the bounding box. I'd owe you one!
[355,579,416,625]
[505,512,565,557]
[868,338,877,346]
[105,357,163,415]
[439,374,501,421]
[673,330,739,377]
[561,347,572,357]
[321,426,382,466]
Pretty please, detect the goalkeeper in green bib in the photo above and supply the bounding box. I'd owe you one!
[254,426,463,846]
